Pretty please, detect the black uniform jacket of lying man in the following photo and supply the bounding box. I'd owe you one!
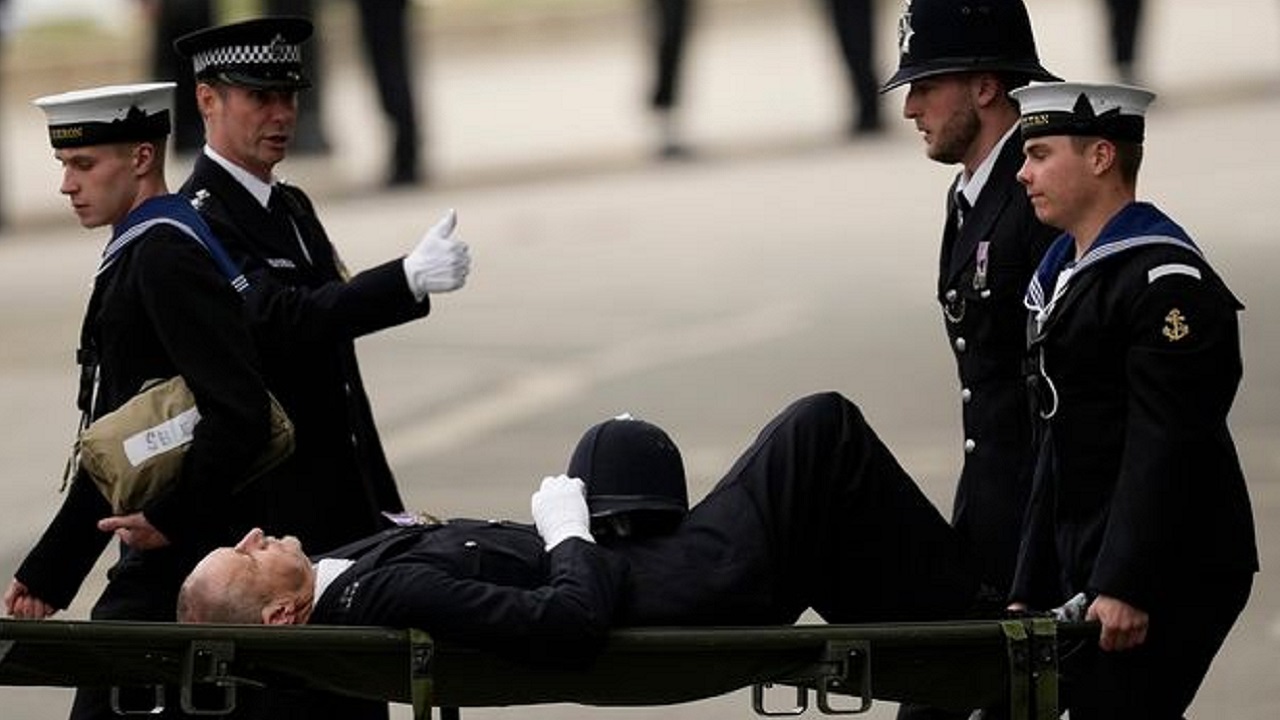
[306,393,986,663]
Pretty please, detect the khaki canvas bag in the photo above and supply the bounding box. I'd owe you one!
[69,198,294,514]
[78,377,295,514]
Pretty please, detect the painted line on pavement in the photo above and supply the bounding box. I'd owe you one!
[383,302,810,464]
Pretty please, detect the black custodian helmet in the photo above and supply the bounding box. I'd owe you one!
[568,414,688,534]
[880,0,1060,92]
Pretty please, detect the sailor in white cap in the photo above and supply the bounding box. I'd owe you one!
[1011,82,1257,719]
[5,82,276,719]
[35,82,178,227]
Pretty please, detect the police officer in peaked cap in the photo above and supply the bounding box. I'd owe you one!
[174,16,313,90]
[880,5,1060,717]
[171,14,470,720]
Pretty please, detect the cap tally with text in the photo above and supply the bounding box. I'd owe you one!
[881,0,1060,92]
[33,82,175,149]
[173,16,312,90]
[1011,82,1156,143]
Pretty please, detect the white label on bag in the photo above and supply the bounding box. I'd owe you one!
[123,406,202,467]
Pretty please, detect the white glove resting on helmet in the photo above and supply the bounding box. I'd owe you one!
[531,474,594,550]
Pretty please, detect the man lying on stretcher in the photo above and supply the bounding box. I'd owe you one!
[179,392,998,664]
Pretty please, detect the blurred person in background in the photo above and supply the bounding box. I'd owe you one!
[138,0,213,155]
[647,0,695,158]
[354,0,422,185]
[642,0,882,156]
[822,0,882,136]
[1103,0,1146,84]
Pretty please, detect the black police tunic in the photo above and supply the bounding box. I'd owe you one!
[182,154,428,554]
[937,136,1058,593]
[311,393,984,656]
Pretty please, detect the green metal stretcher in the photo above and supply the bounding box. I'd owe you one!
[0,618,1096,719]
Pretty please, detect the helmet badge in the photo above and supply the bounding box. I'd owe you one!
[897,4,915,56]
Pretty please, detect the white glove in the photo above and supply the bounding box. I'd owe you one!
[1051,592,1090,622]
[531,474,594,550]
[404,209,471,300]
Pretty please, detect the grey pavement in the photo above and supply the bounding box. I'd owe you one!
[1,1,1279,718]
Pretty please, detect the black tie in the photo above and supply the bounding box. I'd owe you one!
[269,187,313,265]
[268,187,292,231]
[954,191,972,231]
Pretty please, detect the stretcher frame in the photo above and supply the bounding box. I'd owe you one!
[0,617,1096,718]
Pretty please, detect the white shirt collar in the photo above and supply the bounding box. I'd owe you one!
[954,123,1020,208]
[202,144,276,209]
[313,557,355,603]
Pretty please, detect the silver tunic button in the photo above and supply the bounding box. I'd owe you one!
[464,540,478,548]
[954,337,967,352]
[964,439,977,454]
[945,289,958,302]
[961,388,972,403]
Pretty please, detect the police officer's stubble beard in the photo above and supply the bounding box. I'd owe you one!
[929,100,981,166]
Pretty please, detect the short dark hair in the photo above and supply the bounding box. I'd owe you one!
[1070,136,1144,185]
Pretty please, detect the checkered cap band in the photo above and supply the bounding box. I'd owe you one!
[192,42,302,75]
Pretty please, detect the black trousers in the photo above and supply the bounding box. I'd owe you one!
[149,0,214,153]
[1104,0,1145,66]
[649,0,694,110]
[356,0,420,182]
[68,544,207,719]
[1062,573,1252,720]
[822,0,880,128]
[619,392,982,626]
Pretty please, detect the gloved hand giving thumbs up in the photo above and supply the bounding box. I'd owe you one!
[404,209,470,300]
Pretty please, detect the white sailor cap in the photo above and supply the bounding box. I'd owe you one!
[1011,82,1156,143]
[33,82,175,149]
[174,16,312,91]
